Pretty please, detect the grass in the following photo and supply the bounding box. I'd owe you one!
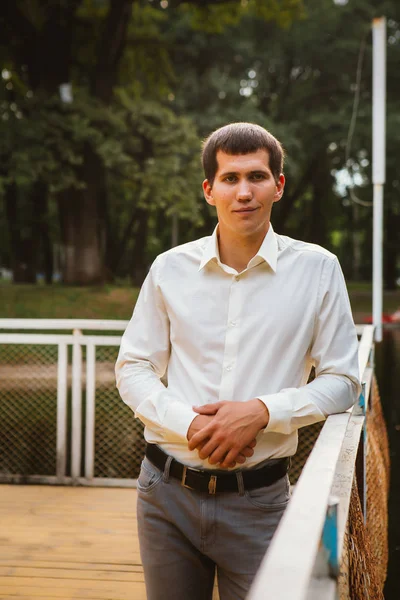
[0,284,139,320]
[0,281,399,322]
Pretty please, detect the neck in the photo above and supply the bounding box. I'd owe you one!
[217,224,270,272]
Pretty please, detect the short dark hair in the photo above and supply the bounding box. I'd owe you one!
[202,122,284,186]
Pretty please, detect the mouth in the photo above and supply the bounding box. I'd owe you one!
[234,207,258,214]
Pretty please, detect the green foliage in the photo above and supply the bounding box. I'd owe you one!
[178,0,303,33]
[0,88,202,216]
[1,0,399,286]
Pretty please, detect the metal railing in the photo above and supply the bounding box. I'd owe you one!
[248,325,380,600]
[0,318,145,486]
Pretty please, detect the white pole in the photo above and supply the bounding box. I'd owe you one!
[372,17,386,343]
[372,184,383,342]
[85,342,96,479]
[72,328,82,479]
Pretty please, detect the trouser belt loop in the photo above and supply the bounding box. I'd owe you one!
[236,471,245,496]
[163,455,173,483]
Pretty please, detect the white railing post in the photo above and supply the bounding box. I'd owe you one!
[71,329,82,479]
[56,341,68,481]
[85,341,96,479]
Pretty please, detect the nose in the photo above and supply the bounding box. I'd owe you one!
[237,179,252,201]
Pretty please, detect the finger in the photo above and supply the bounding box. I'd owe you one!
[196,440,208,452]
[241,446,254,458]
[218,442,254,467]
[249,439,257,448]
[188,426,212,451]
[219,452,247,469]
[235,454,246,464]
[221,461,237,469]
[206,442,232,465]
[198,438,223,460]
[193,402,222,415]
[218,447,241,469]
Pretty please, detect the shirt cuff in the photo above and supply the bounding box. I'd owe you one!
[163,400,198,442]
[257,393,293,436]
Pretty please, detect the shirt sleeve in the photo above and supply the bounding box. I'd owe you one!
[258,256,361,436]
[115,257,197,443]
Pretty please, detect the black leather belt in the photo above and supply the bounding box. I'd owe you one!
[145,444,289,495]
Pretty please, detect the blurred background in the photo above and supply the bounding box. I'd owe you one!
[0,0,399,597]
[0,0,399,296]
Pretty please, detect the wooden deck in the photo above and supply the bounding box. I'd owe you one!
[0,485,220,600]
[0,485,145,600]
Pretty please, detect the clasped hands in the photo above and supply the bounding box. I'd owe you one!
[187,399,269,469]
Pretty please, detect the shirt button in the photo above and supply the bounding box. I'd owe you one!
[230,321,237,327]
[226,365,232,371]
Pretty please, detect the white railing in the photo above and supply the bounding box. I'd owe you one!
[248,324,375,600]
[0,319,131,486]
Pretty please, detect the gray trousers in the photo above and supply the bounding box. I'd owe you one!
[137,456,290,600]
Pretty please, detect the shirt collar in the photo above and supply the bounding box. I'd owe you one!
[198,225,220,271]
[199,223,278,273]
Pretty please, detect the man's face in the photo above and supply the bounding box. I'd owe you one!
[202,149,285,240]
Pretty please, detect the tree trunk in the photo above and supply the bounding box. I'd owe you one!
[58,162,103,285]
[4,183,38,283]
[32,182,53,285]
[91,0,135,104]
[55,0,135,284]
[307,158,331,248]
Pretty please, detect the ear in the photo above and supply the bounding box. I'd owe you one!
[203,179,215,206]
[273,174,285,203]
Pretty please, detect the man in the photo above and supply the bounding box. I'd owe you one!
[115,122,360,600]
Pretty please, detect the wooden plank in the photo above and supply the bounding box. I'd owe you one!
[0,486,145,600]
[0,567,144,581]
[0,560,143,572]
[0,579,146,600]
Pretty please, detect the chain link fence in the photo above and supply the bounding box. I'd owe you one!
[0,336,330,483]
[94,346,145,479]
[0,343,58,477]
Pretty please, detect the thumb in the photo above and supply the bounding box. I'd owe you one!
[193,402,222,415]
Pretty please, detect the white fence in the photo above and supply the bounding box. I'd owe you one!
[249,324,376,600]
[0,318,138,486]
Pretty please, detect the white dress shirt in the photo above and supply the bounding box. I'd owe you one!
[115,224,360,469]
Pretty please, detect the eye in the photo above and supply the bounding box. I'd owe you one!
[224,175,237,183]
[251,173,266,181]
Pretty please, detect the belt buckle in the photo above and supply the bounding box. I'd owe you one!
[181,465,200,490]
[181,466,217,494]
[208,475,217,495]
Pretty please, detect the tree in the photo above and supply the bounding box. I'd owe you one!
[0,0,302,284]
[166,0,400,286]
